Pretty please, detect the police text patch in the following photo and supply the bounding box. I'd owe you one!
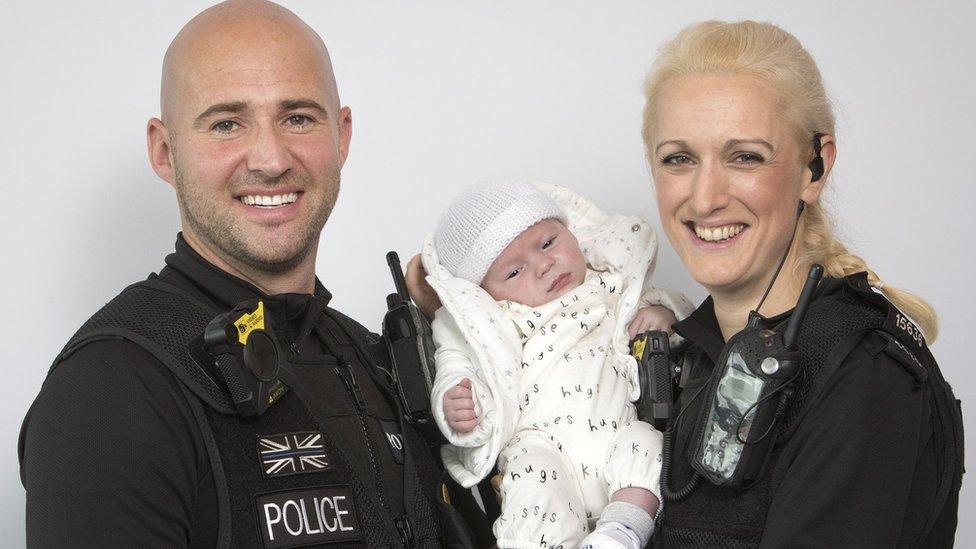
[258,431,331,478]
[256,485,361,548]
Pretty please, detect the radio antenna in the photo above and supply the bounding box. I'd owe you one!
[783,264,823,350]
[386,251,410,301]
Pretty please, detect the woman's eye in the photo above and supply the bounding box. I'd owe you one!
[212,120,239,133]
[732,152,764,164]
[661,154,693,166]
[542,238,555,250]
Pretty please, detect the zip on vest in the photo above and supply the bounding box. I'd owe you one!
[334,362,394,526]
[336,362,415,546]
[322,318,420,546]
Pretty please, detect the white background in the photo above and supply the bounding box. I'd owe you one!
[2,1,974,545]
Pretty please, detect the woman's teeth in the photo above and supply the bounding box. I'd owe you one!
[694,224,745,242]
[240,192,299,207]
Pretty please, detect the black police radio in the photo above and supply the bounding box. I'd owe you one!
[631,330,677,431]
[380,252,438,425]
[690,264,822,487]
[632,266,824,491]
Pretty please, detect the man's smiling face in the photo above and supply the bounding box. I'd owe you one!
[150,3,352,275]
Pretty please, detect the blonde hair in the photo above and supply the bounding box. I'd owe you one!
[642,20,938,342]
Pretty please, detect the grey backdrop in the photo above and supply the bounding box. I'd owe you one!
[2,1,973,545]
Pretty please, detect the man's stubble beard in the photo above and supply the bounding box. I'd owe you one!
[172,153,340,275]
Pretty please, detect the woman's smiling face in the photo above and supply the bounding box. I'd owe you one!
[649,73,824,299]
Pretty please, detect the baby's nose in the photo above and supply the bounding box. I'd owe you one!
[536,257,555,277]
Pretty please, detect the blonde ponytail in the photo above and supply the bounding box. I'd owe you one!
[796,202,939,342]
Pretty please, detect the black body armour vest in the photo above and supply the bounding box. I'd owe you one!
[657,274,963,548]
[53,277,444,548]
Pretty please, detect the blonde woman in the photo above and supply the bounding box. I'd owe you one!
[644,21,962,547]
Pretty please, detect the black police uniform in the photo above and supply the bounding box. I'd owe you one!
[657,274,961,548]
[19,235,456,548]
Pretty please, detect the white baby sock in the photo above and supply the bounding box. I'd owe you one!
[580,501,655,549]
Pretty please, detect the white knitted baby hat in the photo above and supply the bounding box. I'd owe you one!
[435,179,566,284]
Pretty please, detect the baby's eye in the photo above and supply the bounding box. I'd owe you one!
[506,267,522,280]
[542,237,555,250]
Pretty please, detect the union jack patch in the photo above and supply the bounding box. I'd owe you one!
[258,431,332,478]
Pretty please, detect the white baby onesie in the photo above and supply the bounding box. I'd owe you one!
[423,182,694,548]
[490,270,663,548]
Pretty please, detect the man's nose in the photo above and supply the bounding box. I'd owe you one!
[688,160,731,217]
[245,123,293,179]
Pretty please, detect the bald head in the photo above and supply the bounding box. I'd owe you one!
[160,0,339,125]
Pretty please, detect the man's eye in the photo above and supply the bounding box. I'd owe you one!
[285,114,313,126]
[542,238,555,250]
[732,152,764,164]
[661,154,693,166]
[212,120,239,133]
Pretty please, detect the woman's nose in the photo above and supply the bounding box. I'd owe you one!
[688,161,731,217]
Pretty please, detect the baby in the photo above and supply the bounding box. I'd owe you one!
[417,180,691,548]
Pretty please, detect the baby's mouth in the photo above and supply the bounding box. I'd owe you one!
[549,272,571,292]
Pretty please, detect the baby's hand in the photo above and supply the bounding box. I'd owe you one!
[627,305,677,339]
[443,378,479,433]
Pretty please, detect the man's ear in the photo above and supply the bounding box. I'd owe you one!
[147,118,175,186]
[337,106,352,167]
[801,134,836,204]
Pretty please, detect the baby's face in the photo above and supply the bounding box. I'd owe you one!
[482,218,587,306]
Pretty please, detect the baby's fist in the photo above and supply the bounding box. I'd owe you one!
[443,378,479,433]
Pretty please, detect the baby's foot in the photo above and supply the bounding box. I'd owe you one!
[580,522,642,549]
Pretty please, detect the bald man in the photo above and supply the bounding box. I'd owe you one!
[19,2,485,547]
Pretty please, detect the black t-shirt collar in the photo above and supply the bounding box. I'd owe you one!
[161,234,333,344]
[672,296,727,364]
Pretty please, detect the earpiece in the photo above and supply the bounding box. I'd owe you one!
[808,133,825,182]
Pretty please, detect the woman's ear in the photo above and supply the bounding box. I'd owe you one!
[801,134,836,203]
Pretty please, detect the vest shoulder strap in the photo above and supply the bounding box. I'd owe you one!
[778,279,887,437]
[55,277,236,414]
[782,273,963,543]
[50,277,238,546]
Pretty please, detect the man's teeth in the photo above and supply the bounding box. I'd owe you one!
[240,192,299,207]
[694,224,745,242]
